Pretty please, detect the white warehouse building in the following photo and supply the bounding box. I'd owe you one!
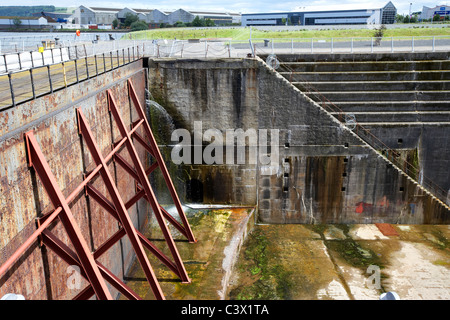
[420,5,450,20]
[241,1,396,26]
[73,5,241,26]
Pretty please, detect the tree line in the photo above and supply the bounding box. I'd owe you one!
[0,5,58,16]
[395,13,450,23]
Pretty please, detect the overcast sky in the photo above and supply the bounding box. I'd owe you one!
[10,1,447,15]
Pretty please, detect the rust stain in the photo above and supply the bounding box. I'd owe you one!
[355,202,373,214]
[305,156,345,222]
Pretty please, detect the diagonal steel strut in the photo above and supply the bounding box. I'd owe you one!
[127,79,196,243]
[24,132,113,300]
[106,89,191,283]
[76,108,165,300]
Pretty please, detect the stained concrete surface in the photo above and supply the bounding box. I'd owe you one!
[121,208,449,300]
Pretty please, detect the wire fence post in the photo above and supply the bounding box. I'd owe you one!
[371,37,374,53]
[62,62,67,87]
[17,53,21,70]
[169,41,175,57]
[47,65,53,93]
[74,59,79,83]
[8,72,15,107]
[432,36,435,52]
[331,38,334,53]
[94,54,98,76]
[29,68,36,99]
[291,38,294,54]
[249,39,254,57]
[391,37,394,53]
[412,36,414,52]
[85,56,89,79]
[311,38,314,54]
[3,54,7,73]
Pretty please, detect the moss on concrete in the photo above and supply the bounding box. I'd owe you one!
[228,229,294,300]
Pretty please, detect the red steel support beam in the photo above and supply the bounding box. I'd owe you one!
[107,89,190,283]
[1,81,196,300]
[127,79,196,243]
[77,108,165,300]
[41,229,141,300]
[86,184,183,278]
[23,132,113,300]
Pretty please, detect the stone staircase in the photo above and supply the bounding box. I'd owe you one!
[277,57,450,126]
[257,53,450,212]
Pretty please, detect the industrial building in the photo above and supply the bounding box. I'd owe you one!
[420,5,450,20]
[241,1,396,26]
[72,6,121,25]
[72,6,241,27]
[0,16,48,29]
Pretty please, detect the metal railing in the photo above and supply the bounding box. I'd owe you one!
[0,32,125,54]
[249,35,450,54]
[134,35,450,59]
[0,41,146,109]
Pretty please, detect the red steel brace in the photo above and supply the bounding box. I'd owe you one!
[13,132,113,300]
[76,109,166,299]
[126,79,196,243]
[106,89,191,283]
[0,80,196,300]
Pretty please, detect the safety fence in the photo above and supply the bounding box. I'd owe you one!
[138,35,450,58]
[248,35,450,55]
[0,41,145,109]
[0,32,123,54]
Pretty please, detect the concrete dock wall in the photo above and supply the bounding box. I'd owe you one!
[271,52,450,204]
[147,57,449,224]
[0,60,148,299]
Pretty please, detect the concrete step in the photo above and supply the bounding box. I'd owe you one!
[306,90,450,102]
[279,60,450,73]
[330,111,450,123]
[280,70,450,82]
[293,80,450,92]
[350,128,450,211]
[317,101,450,113]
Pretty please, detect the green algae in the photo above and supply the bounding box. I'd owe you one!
[229,229,293,300]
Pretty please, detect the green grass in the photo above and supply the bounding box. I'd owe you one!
[126,25,450,40]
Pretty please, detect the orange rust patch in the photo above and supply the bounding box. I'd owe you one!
[375,223,399,236]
